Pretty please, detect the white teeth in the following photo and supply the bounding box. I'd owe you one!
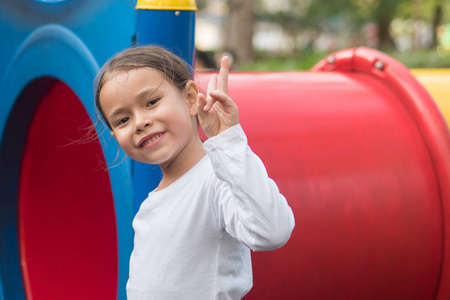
[141,133,162,147]
[150,133,162,142]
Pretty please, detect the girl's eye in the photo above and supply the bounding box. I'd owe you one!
[116,117,130,126]
[146,98,160,107]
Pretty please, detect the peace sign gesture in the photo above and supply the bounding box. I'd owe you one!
[197,56,239,138]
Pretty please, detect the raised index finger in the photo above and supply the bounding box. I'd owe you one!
[217,56,229,94]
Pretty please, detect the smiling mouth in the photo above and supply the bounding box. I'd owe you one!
[139,132,163,148]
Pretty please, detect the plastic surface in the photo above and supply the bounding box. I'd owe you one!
[19,81,118,300]
[412,69,450,128]
[0,1,136,298]
[135,10,196,66]
[195,47,450,299]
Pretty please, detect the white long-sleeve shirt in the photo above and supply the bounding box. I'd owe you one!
[127,125,295,300]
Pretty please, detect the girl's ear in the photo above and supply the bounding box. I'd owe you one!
[184,80,199,116]
[110,131,115,138]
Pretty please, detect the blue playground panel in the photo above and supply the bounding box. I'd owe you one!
[0,1,136,299]
[0,1,197,298]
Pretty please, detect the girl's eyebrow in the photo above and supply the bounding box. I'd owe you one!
[109,107,128,122]
[136,86,159,100]
[135,77,165,100]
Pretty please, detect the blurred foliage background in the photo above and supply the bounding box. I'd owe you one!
[194,0,450,70]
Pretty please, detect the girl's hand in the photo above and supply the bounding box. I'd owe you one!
[197,56,239,138]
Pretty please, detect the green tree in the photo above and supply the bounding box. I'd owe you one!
[224,0,255,62]
[431,0,443,47]
[373,0,401,48]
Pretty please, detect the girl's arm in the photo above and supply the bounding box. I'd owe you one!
[197,58,295,251]
[204,125,295,251]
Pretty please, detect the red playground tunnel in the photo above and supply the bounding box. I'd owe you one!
[195,47,450,299]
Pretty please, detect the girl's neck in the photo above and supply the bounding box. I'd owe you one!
[157,137,206,191]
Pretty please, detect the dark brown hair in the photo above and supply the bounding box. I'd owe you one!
[94,46,193,129]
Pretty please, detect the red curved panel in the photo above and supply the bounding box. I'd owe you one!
[196,59,446,298]
[246,72,441,299]
[18,81,118,300]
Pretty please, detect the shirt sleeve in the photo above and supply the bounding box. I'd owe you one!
[203,124,295,251]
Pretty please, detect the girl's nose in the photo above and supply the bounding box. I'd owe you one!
[136,123,150,132]
[135,113,152,133]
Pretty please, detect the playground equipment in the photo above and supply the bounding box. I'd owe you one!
[1,1,450,299]
[0,1,136,299]
[197,47,450,299]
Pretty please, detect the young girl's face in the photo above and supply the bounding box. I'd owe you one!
[99,67,200,168]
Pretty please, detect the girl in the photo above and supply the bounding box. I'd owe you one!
[95,46,295,300]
